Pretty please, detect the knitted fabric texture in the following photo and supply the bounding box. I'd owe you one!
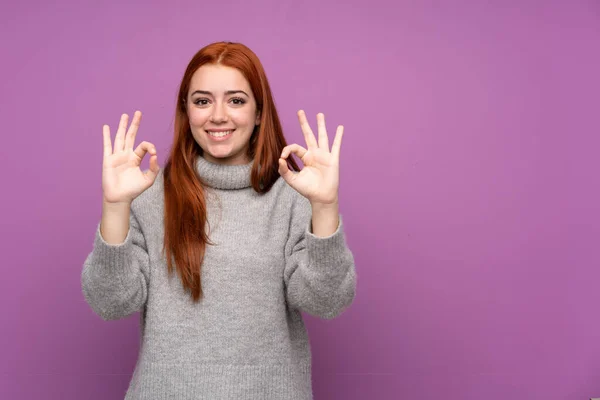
[81,155,357,400]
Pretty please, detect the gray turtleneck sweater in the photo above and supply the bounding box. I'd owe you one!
[81,155,357,400]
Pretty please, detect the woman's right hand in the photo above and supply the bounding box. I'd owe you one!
[102,111,160,205]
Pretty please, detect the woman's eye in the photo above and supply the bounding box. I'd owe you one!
[231,97,246,105]
[194,99,209,105]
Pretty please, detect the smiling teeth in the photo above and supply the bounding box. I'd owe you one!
[208,130,232,137]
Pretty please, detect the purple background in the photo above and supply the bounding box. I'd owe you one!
[1,0,599,399]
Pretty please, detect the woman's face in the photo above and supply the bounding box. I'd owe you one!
[186,64,261,165]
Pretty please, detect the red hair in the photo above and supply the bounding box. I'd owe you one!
[161,42,300,302]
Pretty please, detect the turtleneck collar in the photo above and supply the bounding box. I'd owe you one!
[194,155,253,190]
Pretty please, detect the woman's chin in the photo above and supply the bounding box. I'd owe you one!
[204,150,250,165]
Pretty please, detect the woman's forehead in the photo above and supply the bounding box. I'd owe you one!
[190,64,250,93]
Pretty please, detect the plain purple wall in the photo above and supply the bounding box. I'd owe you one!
[1,0,599,399]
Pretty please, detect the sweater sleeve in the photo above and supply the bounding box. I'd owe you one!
[81,209,150,321]
[283,193,357,320]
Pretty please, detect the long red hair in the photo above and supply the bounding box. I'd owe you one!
[161,42,300,302]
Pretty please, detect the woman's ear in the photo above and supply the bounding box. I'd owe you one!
[255,110,261,126]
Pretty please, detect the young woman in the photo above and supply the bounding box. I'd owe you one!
[82,41,357,400]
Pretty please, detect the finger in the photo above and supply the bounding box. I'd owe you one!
[278,158,296,183]
[103,125,112,159]
[281,144,308,161]
[133,141,156,161]
[114,113,129,153]
[331,125,344,160]
[297,110,318,149]
[316,113,329,151]
[125,110,142,151]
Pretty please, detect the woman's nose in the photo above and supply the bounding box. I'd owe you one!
[210,103,228,122]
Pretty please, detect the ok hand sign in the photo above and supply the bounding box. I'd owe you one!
[278,110,344,206]
[102,111,160,205]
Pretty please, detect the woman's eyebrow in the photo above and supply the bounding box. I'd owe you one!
[190,90,249,97]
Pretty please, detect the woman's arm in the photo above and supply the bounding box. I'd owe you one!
[81,204,150,321]
[283,194,357,319]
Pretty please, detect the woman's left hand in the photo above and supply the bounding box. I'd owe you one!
[278,110,344,205]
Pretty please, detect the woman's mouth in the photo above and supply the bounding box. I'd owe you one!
[206,129,234,141]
